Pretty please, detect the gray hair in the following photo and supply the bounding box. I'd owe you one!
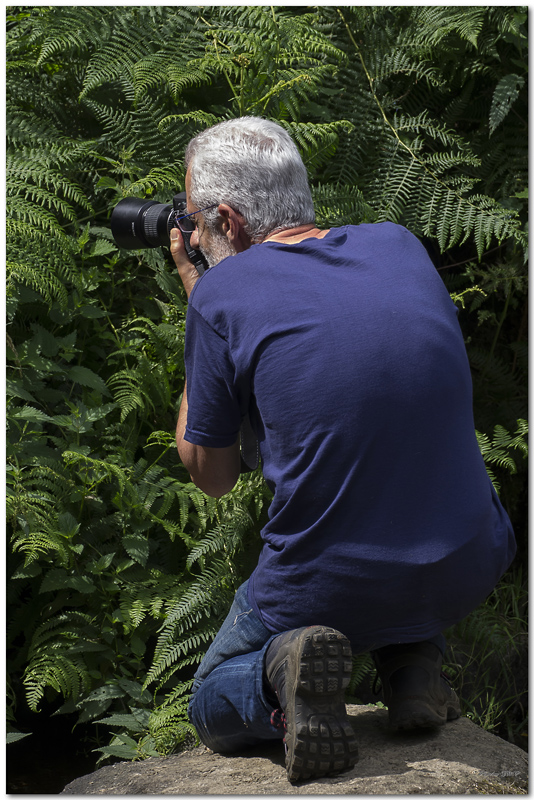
[184,116,315,242]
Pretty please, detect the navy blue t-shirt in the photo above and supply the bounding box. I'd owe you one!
[183,223,515,651]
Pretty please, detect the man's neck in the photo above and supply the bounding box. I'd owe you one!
[262,224,330,245]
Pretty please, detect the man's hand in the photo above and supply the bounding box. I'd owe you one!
[170,227,200,300]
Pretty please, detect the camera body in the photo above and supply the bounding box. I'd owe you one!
[111,192,209,275]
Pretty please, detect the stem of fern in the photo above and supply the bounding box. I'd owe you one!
[336,8,510,241]
[488,282,513,364]
[336,9,421,162]
[201,23,241,114]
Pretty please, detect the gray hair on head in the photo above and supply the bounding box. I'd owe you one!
[185,116,315,243]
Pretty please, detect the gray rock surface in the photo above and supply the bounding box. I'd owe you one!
[62,705,528,795]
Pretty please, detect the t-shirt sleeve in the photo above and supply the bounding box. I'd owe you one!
[183,304,242,448]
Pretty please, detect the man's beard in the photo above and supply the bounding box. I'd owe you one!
[199,230,237,267]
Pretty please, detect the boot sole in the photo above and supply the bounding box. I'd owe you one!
[283,627,358,782]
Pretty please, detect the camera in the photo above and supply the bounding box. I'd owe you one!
[111,192,259,473]
[111,191,209,275]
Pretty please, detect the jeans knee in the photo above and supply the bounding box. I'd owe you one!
[188,682,242,753]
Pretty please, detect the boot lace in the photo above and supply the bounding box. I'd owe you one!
[270,708,287,732]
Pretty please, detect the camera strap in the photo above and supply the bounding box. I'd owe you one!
[239,413,260,473]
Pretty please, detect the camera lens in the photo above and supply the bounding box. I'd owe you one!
[111,197,174,249]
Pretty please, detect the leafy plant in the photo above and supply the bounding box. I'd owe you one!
[445,568,528,744]
[476,420,528,495]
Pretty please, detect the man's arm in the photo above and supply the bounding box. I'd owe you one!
[176,380,241,498]
[170,227,241,497]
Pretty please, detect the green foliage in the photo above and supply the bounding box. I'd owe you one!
[445,569,528,743]
[345,654,375,703]
[476,420,527,494]
[6,4,527,763]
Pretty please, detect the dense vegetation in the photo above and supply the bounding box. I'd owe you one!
[7,6,528,764]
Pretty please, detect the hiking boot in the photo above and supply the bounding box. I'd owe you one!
[264,626,358,782]
[372,641,461,731]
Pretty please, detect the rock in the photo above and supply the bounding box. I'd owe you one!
[61,705,528,795]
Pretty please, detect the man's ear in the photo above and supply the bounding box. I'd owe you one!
[218,204,252,253]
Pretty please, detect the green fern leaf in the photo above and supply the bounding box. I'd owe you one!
[489,73,525,135]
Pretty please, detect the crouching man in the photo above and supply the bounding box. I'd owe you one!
[170,116,516,782]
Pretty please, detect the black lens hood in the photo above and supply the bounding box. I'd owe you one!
[111,197,173,249]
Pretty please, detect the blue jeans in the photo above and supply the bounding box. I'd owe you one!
[188,580,282,752]
[188,580,447,752]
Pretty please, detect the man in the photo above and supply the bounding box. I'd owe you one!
[169,117,516,782]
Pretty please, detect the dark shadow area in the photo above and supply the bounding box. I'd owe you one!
[7,711,99,794]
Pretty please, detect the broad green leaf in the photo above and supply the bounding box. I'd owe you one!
[68,365,110,395]
[10,406,52,423]
[94,713,144,732]
[7,731,32,744]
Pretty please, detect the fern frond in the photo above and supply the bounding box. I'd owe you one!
[10,528,70,567]
[186,515,251,570]
[7,461,75,566]
[7,220,78,264]
[7,196,76,242]
[489,73,525,135]
[149,683,198,754]
[7,260,69,309]
[123,167,184,198]
[159,110,221,136]
[145,555,243,689]
[79,13,152,100]
[23,610,96,710]
[108,368,151,420]
[24,653,91,711]
[62,450,129,493]
[346,653,374,699]
[31,6,103,65]
[284,120,353,172]
[411,6,487,48]
[476,419,528,494]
